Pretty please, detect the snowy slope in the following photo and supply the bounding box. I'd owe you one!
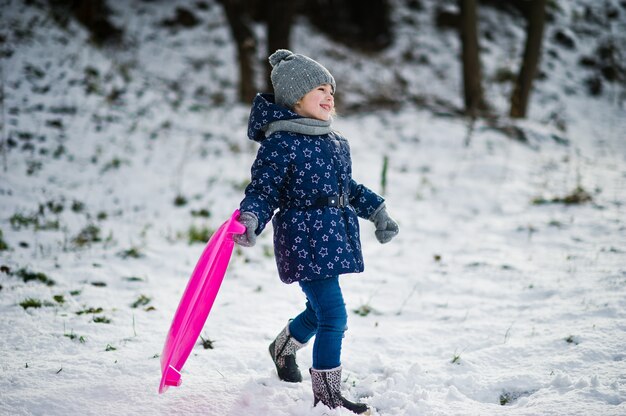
[1,1,625,415]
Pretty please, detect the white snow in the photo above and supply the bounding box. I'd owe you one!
[1,0,625,415]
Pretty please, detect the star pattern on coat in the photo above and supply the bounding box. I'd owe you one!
[240,94,384,283]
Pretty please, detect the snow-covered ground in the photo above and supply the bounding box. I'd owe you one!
[1,1,625,415]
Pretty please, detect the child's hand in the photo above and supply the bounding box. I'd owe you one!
[371,206,399,244]
[234,212,258,247]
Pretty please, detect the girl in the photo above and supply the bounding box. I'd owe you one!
[234,49,399,414]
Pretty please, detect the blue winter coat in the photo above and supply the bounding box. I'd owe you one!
[239,94,384,283]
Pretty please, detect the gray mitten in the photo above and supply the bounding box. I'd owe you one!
[371,205,399,244]
[233,212,258,247]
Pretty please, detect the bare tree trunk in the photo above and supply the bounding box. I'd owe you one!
[266,0,295,92]
[510,0,547,118]
[218,0,257,103]
[47,0,122,46]
[459,0,487,116]
[304,0,391,51]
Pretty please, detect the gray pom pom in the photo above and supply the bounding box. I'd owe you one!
[269,49,293,67]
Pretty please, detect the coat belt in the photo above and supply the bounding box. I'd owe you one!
[313,194,349,208]
[281,194,350,210]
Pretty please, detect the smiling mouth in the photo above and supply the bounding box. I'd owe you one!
[320,104,331,111]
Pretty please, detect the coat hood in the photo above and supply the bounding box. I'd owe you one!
[247,93,302,143]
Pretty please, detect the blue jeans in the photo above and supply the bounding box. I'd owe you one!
[288,276,347,370]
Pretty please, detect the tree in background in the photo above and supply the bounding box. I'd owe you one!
[220,0,391,101]
[47,0,122,46]
[459,0,488,117]
[510,0,547,118]
[303,0,392,52]
[265,0,296,92]
[217,0,257,103]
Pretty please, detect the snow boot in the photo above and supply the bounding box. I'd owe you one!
[310,367,370,415]
[269,324,306,383]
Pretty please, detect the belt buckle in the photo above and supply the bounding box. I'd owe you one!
[327,195,348,208]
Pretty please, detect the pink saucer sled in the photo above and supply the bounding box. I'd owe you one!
[159,210,245,394]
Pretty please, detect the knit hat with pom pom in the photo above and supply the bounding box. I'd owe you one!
[269,49,336,109]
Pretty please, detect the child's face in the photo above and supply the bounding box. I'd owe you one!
[293,84,334,121]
